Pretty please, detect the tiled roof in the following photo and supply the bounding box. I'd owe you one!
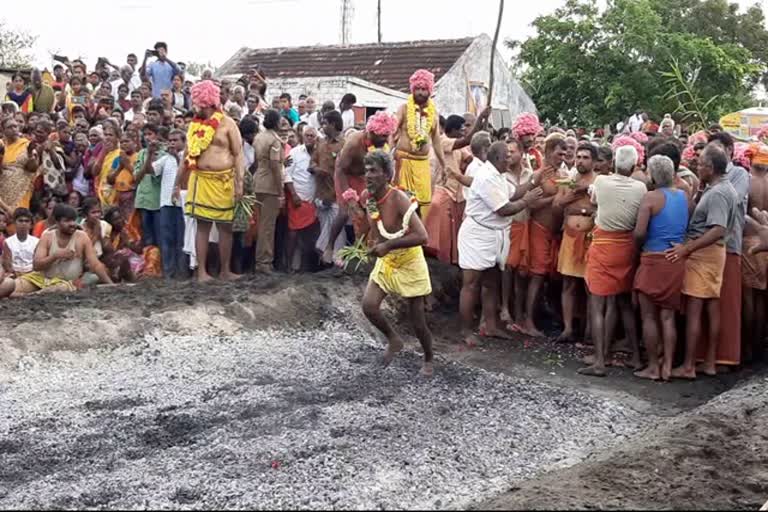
[218,37,475,93]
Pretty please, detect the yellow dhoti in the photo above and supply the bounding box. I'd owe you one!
[185,168,236,223]
[370,246,432,298]
[17,272,78,293]
[396,150,431,217]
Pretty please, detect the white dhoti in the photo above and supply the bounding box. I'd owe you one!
[458,216,510,271]
[180,190,219,270]
[314,200,346,254]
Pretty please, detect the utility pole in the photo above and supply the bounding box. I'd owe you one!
[341,0,352,46]
[377,0,382,43]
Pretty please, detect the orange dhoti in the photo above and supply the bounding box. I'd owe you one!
[506,221,530,271]
[634,252,686,311]
[697,253,742,366]
[529,221,555,277]
[557,225,590,278]
[681,243,726,299]
[585,228,635,296]
[424,186,464,265]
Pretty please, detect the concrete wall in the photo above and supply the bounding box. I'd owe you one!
[434,34,536,123]
[222,75,407,113]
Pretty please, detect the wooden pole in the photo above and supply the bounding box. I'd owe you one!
[377,0,382,43]
[488,0,505,109]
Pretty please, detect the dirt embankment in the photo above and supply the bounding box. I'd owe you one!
[477,376,768,511]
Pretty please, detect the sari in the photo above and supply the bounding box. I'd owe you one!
[6,90,33,113]
[96,149,120,208]
[0,137,35,210]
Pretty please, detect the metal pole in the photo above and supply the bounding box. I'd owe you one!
[377,0,382,43]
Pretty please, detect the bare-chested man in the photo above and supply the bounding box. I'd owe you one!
[521,135,566,337]
[393,69,446,217]
[742,143,768,362]
[323,111,396,264]
[359,151,435,377]
[553,143,598,343]
[13,204,113,296]
[176,80,244,282]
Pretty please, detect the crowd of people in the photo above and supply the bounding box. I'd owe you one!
[2,44,768,380]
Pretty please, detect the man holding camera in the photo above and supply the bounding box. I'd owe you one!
[140,42,181,99]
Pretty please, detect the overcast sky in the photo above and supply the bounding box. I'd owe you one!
[2,0,766,69]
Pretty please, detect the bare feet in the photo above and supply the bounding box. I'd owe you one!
[581,354,596,365]
[634,366,661,381]
[499,308,513,326]
[197,271,214,283]
[220,271,242,282]
[630,355,643,371]
[383,337,404,367]
[555,330,575,344]
[481,327,515,341]
[463,332,481,348]
[670,366,697,380]
[577,365,607,377]
[519,320,545,338]
[661,364,672,382]
[696,362,717,377]
[420,362,434,378]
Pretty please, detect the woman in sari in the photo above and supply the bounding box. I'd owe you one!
[104,207,161,280]
[91,121,121,209]
[5,74,33,113]
[1,116,38,214]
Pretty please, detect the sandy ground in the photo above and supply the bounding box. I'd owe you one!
[1,262,766,509]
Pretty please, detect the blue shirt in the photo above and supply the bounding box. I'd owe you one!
[282,108,300,125]
[147,60,180,98]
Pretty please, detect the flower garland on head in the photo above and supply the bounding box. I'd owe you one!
[406,95,437,152]
[185,111,224,169]
[366,185,419,240]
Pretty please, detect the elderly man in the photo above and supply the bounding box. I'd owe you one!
[579,145,647,377]
[285,126,320,271]
[667,145,738,380]
[361,151,435,377]
[179,80,244,282]
[457,141,543,346]
[701,132,750,369]
[393,70,446,217]
[633,155,690,381]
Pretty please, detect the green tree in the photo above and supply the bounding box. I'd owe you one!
[510,0,763,128]
[0,21,36,68]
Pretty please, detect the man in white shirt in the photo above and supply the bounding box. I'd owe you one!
[308,101,335,136]
[285,127,319,271]
[457,141,543,347]
[340,93,357,130]
[153,129,186,278]
[111,65,141,102]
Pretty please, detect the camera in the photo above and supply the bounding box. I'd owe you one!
[53,54,68,63]
[146,49,159,58]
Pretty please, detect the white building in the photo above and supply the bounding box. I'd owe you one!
[218,35,535,128]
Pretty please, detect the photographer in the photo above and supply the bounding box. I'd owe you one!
[140,42,181,99]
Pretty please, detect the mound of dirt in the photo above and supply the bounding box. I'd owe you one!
[477,376,768,511]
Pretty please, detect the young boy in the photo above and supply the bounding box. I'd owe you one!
[2,208,40,277]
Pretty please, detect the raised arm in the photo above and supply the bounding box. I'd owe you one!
[452,107,492,151]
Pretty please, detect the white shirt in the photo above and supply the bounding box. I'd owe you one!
[464,161,512,230]
[243,142,256,171]
[627,114,644,133]
[153,152,182,208]
[463,157,484,198]
[111,72,141,101]
[285,145,315,201]
[5,234,39,274]
[342,109,355,131]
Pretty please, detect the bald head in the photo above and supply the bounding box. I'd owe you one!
[488,141,509,172]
